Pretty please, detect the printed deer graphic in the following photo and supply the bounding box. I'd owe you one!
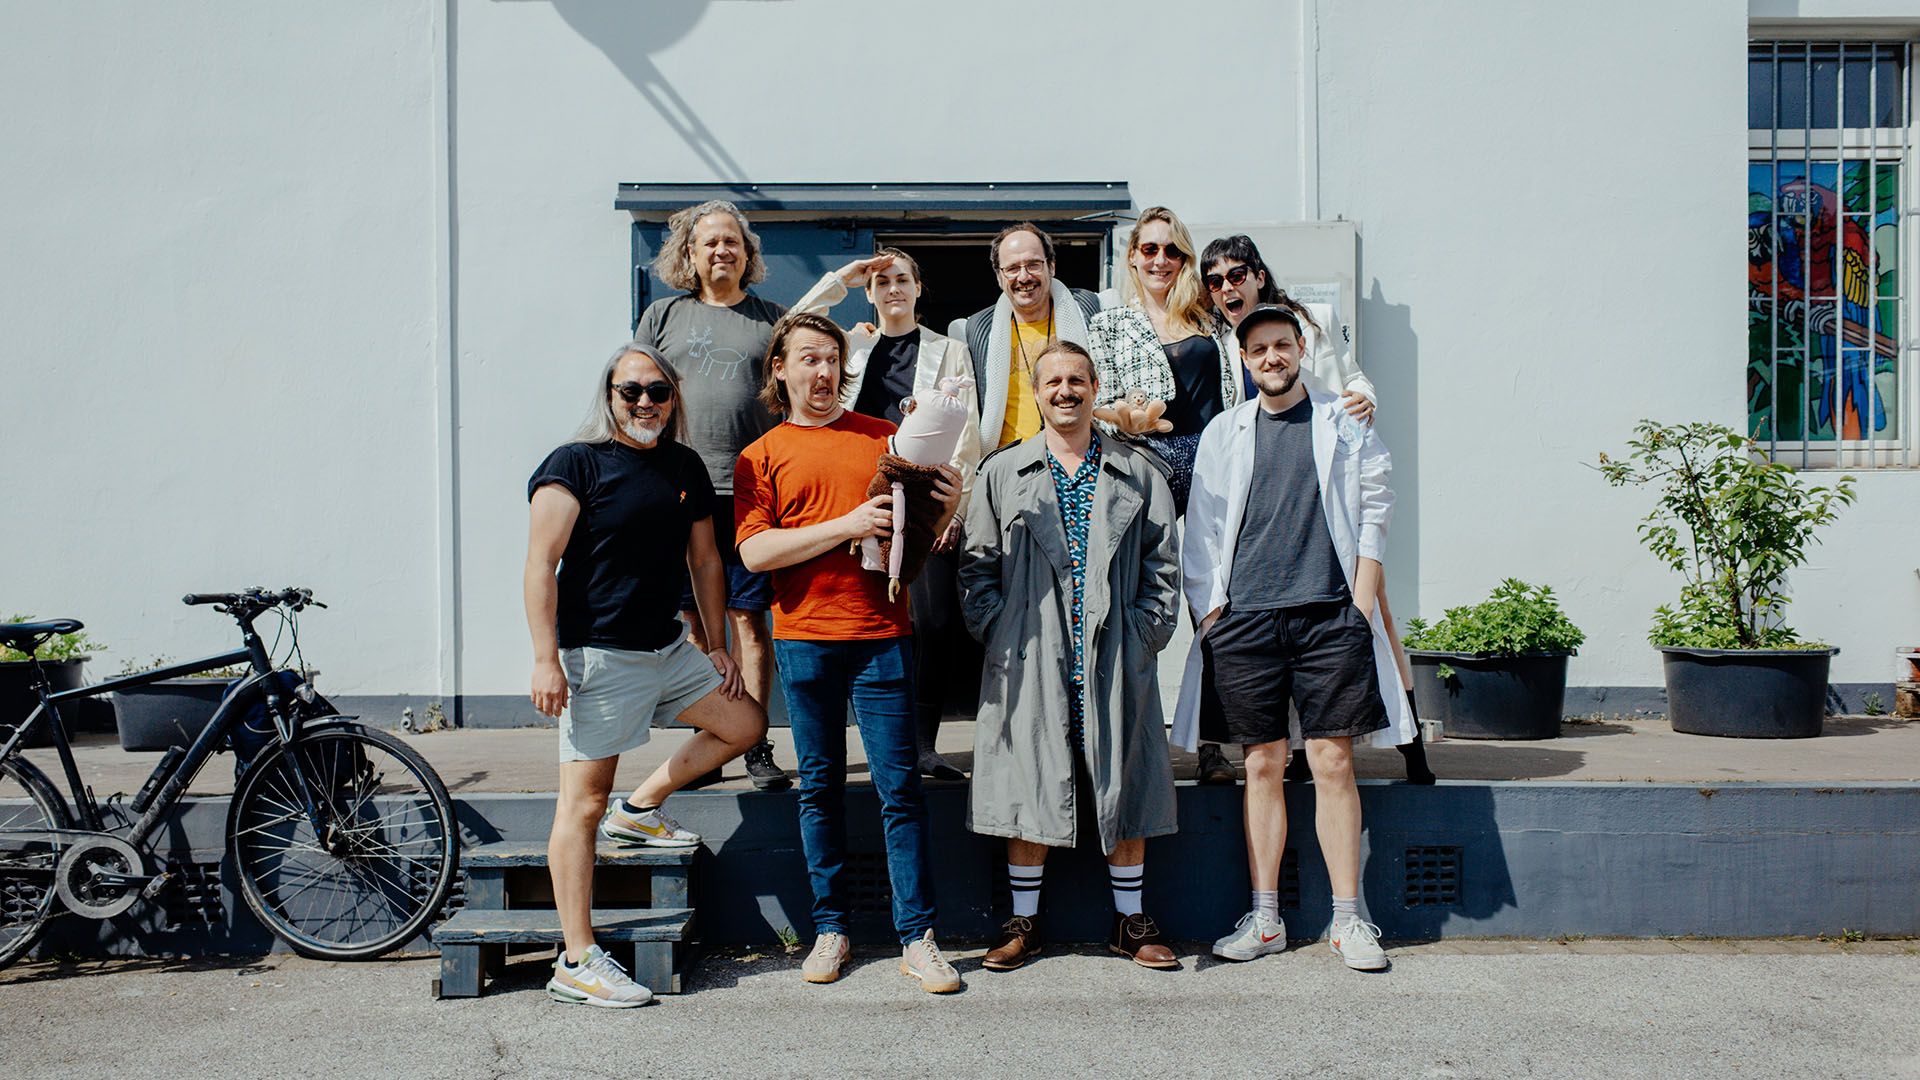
[686,325,749,381]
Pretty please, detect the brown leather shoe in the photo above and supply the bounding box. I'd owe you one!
[1109,913,1179,969]
[982,916,1042,971]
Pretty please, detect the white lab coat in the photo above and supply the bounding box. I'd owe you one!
[1171,390,1415,751]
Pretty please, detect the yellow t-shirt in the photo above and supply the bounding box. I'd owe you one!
[998,319,1054,447]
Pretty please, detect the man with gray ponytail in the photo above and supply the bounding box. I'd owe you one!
[524,342,769,1008]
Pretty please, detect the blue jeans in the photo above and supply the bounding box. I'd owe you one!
[773,636,934,944]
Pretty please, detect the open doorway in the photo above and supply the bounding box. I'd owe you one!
[876,229,1109,335]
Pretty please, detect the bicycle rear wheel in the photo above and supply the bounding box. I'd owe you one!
[228,724,457,960]
[0,757,70,970]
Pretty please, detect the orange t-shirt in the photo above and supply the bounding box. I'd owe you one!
[734,410,913,641]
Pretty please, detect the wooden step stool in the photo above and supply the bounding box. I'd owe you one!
[433,841,698,998]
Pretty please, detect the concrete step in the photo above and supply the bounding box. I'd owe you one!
[463,840,697,869]
[432,907,695,999]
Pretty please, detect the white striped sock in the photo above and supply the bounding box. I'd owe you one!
[1008,863,1044,918]
[1109,863,1144,917]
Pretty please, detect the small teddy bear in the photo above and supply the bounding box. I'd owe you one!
[1093,388,1174,436]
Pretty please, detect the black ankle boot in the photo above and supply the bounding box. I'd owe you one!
[915,710,964,781]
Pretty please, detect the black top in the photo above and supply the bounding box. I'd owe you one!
[1229,399,1350,610]
[1160,334,1225,436]
[853,331,921,425]
[528,440,715,651]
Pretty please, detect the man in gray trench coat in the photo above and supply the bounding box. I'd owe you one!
[958,340,1182,972]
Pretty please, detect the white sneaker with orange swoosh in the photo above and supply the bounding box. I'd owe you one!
[1212,911,1288,961]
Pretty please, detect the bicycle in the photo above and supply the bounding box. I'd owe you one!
[0,587,458,968]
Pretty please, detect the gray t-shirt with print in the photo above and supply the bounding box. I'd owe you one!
[635,292,787,493]
[1229,397,1350,611]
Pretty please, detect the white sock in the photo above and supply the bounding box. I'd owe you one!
[1109,863,1144,917]
[1253,890,1280,923]
[1332,894,1359,923]
[1009,863,1043,918]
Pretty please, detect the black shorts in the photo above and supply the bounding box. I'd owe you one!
[1200,600,1388,746]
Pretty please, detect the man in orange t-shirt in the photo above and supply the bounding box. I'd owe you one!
[734,312,964,994]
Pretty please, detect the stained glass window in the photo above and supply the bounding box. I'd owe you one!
[1748,41,1911,461]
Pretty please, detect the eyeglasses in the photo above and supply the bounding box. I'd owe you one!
[612,380,674,405]
[1203,265,1254,292]
[1135,241,1186,262]
[998,259,1049,279]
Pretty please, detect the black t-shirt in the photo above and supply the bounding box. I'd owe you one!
[852,331,922,425]
[1229,398,1350,610]
[1160,334,1225,436]
[527,439,715,651]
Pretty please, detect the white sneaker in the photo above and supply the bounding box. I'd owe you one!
[900,929,962,993]
[1212,911,1288,962]
[601,804,700,848]
[1329,915,1388,971]
[546,944,654,1007]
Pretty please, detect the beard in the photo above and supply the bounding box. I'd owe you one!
[1256,367,1300,398]
[622,415,663,446]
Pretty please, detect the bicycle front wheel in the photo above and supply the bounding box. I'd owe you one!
[0,757,70,970]
[228,724,458,960]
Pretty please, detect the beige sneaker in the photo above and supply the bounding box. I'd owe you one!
[801,932,850,984]
[900,929,961,993]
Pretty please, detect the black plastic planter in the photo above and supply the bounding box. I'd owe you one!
[0,658,93,747]
[111,677,238,751]
[1659,646,1836,738]
[1405,651,1571,740]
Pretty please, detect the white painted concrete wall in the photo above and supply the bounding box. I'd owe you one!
[0,3,443,692]
[3,0,1914,709]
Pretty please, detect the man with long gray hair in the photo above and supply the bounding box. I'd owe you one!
[635,198,790,789]
[525,342,768,1007]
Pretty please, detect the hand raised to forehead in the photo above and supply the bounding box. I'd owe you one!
[836,253,897,290]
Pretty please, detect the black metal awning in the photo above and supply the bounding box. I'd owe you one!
[614,181,1131,218]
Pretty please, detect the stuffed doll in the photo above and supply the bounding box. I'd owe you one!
[1093,388,1174,436]
[858,375,974,601]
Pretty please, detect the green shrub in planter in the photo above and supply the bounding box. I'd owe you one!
[1599,420,1853,737]
[1402,580,1584,740]
[1,614,105,745]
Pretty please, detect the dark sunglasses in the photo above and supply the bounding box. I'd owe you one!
[1203,265,1254,292]
[612,380,674,405]
[1135,241,1187,261]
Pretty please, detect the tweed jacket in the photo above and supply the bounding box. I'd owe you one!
[1087,301,1242,413]
[793,272,984,502]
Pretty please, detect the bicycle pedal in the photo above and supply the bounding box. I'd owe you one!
[141,870,175,901]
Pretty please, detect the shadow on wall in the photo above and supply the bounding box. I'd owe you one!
[542,0,749,182]
[1356,244,1420,625]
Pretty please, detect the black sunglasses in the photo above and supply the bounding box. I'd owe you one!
[1203,265,1254,292]
[612,380,674,405]
[1135,241,1186,261]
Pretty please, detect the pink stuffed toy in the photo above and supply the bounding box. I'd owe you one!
[858,375,973,601]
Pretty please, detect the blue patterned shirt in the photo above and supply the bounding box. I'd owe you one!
[1048,434,1102,750]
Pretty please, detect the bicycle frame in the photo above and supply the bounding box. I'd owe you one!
[1,619,305,847]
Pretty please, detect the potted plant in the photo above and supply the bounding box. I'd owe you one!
[1599,420,1854,738]
[0,616,102,747]
[110,658,249,752]
[1402,579,1586,740]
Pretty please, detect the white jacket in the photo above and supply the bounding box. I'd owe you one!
[794,272,984,502]
[1171,390,1415,750]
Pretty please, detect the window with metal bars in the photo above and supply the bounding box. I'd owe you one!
[1748,40,1917,468]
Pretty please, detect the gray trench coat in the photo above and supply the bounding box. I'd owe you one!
[958,434,1181,854]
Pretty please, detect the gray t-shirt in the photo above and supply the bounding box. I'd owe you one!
[1229,398,1350,611]
[635,292,787,493]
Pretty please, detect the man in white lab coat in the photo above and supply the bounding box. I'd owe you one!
[1174,305,1416,972]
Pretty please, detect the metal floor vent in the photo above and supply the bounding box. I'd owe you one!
[845,850,893,917]
[162,861,226,927]
[1403,846,1461,906]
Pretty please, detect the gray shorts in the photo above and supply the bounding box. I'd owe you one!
[558,627,723,763]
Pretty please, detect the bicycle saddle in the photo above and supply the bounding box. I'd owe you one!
[0,619,84,651]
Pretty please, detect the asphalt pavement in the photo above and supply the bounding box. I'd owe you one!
[4,940,1916,1079]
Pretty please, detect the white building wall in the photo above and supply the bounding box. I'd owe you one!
[2,1,1913,710]
[0,3,443,692]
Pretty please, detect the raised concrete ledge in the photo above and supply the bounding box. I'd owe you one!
[29,780,1920,958]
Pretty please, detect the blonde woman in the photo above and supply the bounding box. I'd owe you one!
[1087,207,1237,512]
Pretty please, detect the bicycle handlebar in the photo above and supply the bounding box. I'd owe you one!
[182,588,322,612]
